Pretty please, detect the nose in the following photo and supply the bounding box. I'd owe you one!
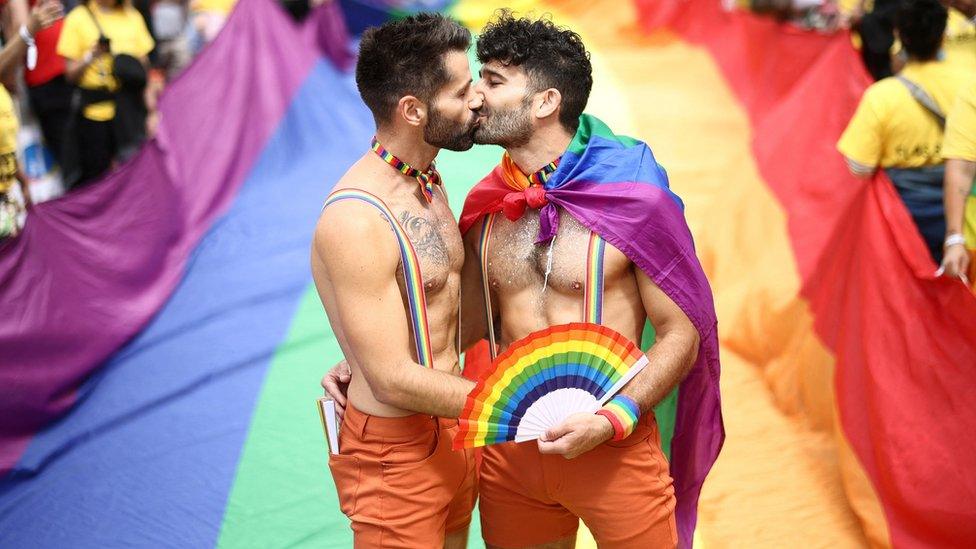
[468,90,483,111]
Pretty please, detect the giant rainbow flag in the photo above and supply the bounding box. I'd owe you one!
[1,0,974,547]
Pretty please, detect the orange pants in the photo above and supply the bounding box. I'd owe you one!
[328,404,477,548]
[479,413,677,548]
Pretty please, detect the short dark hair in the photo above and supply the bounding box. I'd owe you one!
[896,0,947,61]
[356,14,471,125]
[476,10,593,132]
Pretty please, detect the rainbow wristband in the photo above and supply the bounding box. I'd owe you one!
[596,395,640,441]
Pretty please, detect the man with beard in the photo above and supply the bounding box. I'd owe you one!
[456,13,723,549]
[311,14,482,549]
[322,12,724,549]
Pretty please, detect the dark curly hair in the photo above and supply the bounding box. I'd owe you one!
[895,0,947,61]
[356,14,471,126]
[476,10,593,132]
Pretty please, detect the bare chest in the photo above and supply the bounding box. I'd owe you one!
[484,211,629,297]
[384,197,464,294]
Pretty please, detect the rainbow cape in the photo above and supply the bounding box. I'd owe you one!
[459,114,725,548]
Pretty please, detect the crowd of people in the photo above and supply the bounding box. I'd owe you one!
[3,0,975,288]
[836,0,976,285]
[0,0,243,239]
[730,0,976,285]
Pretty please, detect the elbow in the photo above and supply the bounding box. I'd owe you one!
[843,157,875,179]
[369,376,405,408]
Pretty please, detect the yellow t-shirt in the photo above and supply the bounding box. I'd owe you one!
[943,81,976,162]
[191,0,238,16]
[0,86,19,194]
[943,9,976,73]
[837,61,971,169]
[57,2,154,122]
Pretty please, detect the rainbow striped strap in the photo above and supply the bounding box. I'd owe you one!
[370,137,440,203]
[584,232,606,324]
[528,158,560,187]
[597,394,640,441]
[478,213,499,360]
[477,218,607,358]
[322,188,435,367]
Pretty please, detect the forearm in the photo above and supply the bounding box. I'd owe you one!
[944,159,976,235]
[0,36,28,78]
[373,361,476,418]
[618,329,699,415]
[64,57,92,84]
[16,170,30,200]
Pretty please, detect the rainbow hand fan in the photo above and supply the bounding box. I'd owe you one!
[455,322,648,449]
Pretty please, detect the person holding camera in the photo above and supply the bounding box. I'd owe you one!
[57,0,153,186]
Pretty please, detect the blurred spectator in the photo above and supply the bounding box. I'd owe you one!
[728,0,848,31]
[941,80,976,285]
[186,0,236,53]
[942,5,976,70]
[0,0,62,238]
[853,0,902,80]
[150,0,190,77]
[3,0,72,168]
[57,0,154,187]
[837,0,966,263]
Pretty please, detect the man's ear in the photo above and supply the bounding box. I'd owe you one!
[534,88,562,120]
[396,96,426,127]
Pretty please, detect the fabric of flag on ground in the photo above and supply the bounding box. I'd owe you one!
[1,0,974,547]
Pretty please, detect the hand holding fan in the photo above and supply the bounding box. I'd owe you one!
[455,322,648,449]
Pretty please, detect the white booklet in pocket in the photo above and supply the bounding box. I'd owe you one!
[317,397,340,455]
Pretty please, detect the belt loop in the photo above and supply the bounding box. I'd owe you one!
[356,408,370,439]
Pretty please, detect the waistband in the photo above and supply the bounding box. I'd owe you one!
[344,403,458,439]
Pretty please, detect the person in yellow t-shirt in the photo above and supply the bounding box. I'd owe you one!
[0,86,27,238]
[942,8,976,71]
[187,0,238,53]
[838,0,968,263]
[0,0,64,238]
[941,80,976,287]
[57,0,153,185]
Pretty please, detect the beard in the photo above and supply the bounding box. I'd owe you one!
[424,106,478,152]
[472,96,533,148]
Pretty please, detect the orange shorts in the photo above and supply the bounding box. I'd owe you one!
[479,413,677,548]
[328,404,477,548]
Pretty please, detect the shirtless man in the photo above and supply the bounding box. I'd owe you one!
[322,12,723,549]
[311,14,480,548]
[454,13,719,549]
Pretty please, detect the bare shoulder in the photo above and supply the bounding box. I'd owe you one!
[313,196,399,277]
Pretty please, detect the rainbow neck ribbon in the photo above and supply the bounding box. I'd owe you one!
[500,152,561,191]
[323,189,434,367]
[371,137,440,203]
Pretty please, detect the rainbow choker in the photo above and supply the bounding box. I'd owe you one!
[370,137,440,203]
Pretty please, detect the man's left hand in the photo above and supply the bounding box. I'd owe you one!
[537,412,614,459]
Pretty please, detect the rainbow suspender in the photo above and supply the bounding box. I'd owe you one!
[584,232,606,325]
[478,213,606,360]
[323,189,434,367]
